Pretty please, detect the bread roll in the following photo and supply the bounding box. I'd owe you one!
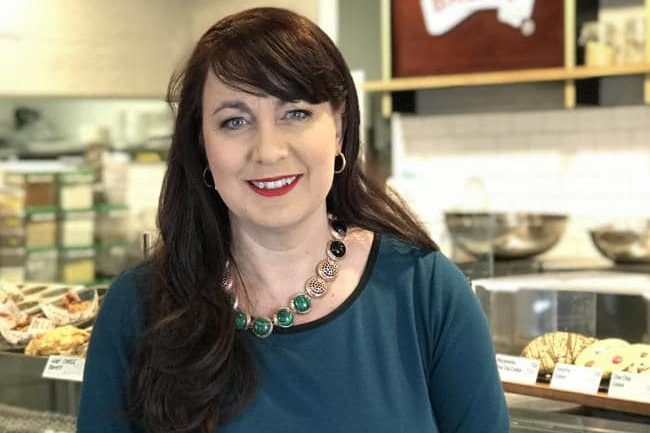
[24,325,90,356]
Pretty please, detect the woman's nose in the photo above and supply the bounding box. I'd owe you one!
[251,122,288,163]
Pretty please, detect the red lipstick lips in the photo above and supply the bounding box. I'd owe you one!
[247,174,301,197]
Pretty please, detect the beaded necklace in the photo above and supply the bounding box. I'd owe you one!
[221,216,348,338]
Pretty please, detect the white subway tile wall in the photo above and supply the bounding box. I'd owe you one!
[389,106,650,259]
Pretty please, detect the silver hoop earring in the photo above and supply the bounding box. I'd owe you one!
[334,152,347,174]
[202,167,214,188]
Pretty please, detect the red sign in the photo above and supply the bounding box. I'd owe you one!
[392,0,564,77]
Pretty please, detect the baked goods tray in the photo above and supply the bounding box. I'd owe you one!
[502,381,650,417]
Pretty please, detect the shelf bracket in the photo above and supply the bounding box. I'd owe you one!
[564,0,576,108]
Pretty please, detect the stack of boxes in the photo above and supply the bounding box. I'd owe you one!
[57,167,96,285]
[94,203,131,280]
[0,161,133,284]
[93,151,133,282]
[0,168,59,283]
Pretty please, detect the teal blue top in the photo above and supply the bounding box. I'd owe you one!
[77,234,509,432]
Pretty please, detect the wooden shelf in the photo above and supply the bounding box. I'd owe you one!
[502,381,650,417]
[363,64,650,93]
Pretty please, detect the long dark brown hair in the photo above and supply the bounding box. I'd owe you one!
[128,7,437,433]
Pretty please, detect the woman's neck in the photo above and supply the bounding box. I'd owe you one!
[228,212,333,316]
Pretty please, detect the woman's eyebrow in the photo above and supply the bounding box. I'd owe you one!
[276,99,303,107]
[211,98,304,116]
[211,100,251,116]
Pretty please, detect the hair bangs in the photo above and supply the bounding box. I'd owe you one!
[208,31,346,108]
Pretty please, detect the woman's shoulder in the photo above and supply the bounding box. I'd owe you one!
[378,234,446,267]
[100,261,151,316]
[377,234,468,291]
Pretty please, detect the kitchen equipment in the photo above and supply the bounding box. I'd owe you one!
[445,212,568,260]
[0,120,15,160]
[590,222,650,264]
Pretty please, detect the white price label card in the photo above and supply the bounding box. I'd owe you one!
[608,371,650,403]
[0,327,29,345]
[496,354,540,385]
[550,363,602,394]
[27,317,56,335]
[42,355,85,382]
[40,304,71,325]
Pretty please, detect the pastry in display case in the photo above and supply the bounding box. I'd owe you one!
[626,344,650,374]
[0,282,100,352]
[473,270,650,419]
[24,325,90,357]
[0,280,106,422]
[573,338,635,377]
[520,331,597,375]
[521,333,650,379]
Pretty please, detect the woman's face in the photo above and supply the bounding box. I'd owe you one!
[201,71,343,232]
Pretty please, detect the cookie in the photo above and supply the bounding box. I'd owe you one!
[574,338,631,377]
[624,343,650,374]
[521,331,597,374]
[522,334,555,374]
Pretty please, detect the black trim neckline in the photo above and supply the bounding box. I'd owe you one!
[270,232,382,335]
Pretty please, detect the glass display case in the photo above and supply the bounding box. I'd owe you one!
[470,268,650,429]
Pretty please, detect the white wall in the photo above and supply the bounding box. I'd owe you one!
[0,0,193,98]
[188,0,319,41]
[0,0,326,147]
[0,0,326,98]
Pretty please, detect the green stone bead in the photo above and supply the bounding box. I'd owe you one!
[252,317,273,338]
[234,310,249,330]
[275,308,294,328]
[292,294,311,313]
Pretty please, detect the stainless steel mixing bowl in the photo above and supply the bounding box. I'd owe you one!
[444,212,568,260]
[589,223,650,264]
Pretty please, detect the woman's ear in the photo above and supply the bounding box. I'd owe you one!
[335,108,344,152]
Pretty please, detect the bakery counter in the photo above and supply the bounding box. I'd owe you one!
[472,270,650,430]
[0,350,648,430]
[507,394,649,432]
[504,381,650,416]
[509,407,649,433]
[0,351,81,415]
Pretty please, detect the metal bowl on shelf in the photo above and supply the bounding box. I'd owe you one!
[444,212,568,260]
[589,222,650,264]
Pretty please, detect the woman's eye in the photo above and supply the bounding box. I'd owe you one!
[286,109,312,120]
[221,117,248,130]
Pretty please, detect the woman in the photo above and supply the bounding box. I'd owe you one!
[77,7,509,433]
